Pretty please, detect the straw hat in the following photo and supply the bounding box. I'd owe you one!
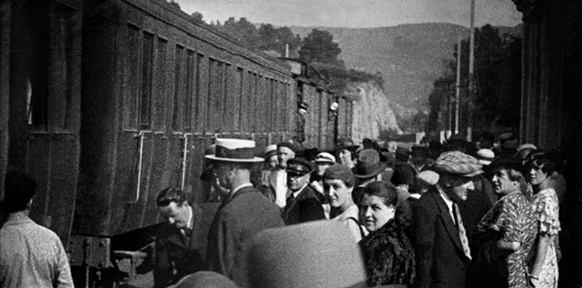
[205,138,263,162]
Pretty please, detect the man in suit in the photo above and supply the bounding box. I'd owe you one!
[281,158,326,225]
[154,187,206,287]
[206,138,285,286]
[412,151,483,288]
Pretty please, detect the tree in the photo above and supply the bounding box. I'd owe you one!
[298,29,342,66]
[426,24,522,134]
[189,12,204,24]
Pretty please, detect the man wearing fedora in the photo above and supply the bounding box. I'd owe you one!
[352,149,388,205]
[412,151,483,288]
[409,144,433,174]
[205,139,284,286]
[281,158,326,225]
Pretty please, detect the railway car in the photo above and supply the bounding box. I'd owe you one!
[0,0,353,285]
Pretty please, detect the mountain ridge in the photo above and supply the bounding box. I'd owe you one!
[289,23,522,121]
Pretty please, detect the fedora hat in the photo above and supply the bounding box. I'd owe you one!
[335,138,359,151]
[205,138,263,163]
[247,220,367,288]
[353,149,388,179]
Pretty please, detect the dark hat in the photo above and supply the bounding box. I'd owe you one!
[391,163,416,187]
[286,158,314,176]
[323,164,356,188]
[247,221,367,288]
[395,146,410,161]
[411,144,429,156]
[353,149,388,179]
[486,155,525,175]
[205,138,263,162]
[434,151,483,177]
[335,138,359,151]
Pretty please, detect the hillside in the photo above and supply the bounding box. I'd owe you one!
[290,23,522,118]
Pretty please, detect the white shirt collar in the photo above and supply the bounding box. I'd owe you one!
[292,183,309,198]
[186,205,193,229]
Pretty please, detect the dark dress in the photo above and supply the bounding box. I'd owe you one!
[473,191,537,288]
[359,218,415,287]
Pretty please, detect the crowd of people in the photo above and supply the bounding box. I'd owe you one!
[0,132,576,288]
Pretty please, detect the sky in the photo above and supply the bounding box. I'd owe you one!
[177,0,523,28]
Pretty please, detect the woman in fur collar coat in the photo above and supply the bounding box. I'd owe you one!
[359,181,415,287]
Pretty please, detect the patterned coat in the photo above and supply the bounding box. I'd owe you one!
[360,219,416,287]
[473,190,537,288]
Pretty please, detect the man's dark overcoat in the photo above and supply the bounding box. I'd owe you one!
[206,186,284,285]
[154,204,206,288]
[412,187,471,288]
[281,184,325,225]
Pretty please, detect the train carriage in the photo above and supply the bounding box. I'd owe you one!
[0,0,83,246]
[0,0,353,285]
[75,0,297,243]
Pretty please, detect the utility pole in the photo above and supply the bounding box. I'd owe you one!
[455,36,462,135]
[467,0,475,140]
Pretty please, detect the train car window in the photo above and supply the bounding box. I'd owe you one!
[172,45,185,132]
[24,1,50,129]
[234,67,244,132]
[48,3,75,131]
[154,38,168,132]
[194,53,204,133]
[26,2,76,131]
[124,24,140,130]
[140,32,154,130]
[184,50,195,131]
[206,58,216,132]
[223,63,231,132]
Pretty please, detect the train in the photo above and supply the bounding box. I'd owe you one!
[0,0,353,285]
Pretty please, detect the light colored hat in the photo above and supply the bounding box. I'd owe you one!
[264,144,278,158]
[314,152,336,164]
[434,151,483,177]
[205,138,263,162]
[476,149,495,165]
[417,170,440,186]
[247,220,367,288]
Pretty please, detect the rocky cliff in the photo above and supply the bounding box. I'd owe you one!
[345,82,401,144]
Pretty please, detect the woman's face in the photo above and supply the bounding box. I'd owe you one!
[324,179,352,210]
[528,165,549,186]
[359,194,395,232]
[491,168,518,195]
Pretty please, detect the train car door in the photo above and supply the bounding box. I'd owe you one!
[5,0,82,245]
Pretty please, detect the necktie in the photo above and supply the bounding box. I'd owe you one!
[453,203,472,260]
